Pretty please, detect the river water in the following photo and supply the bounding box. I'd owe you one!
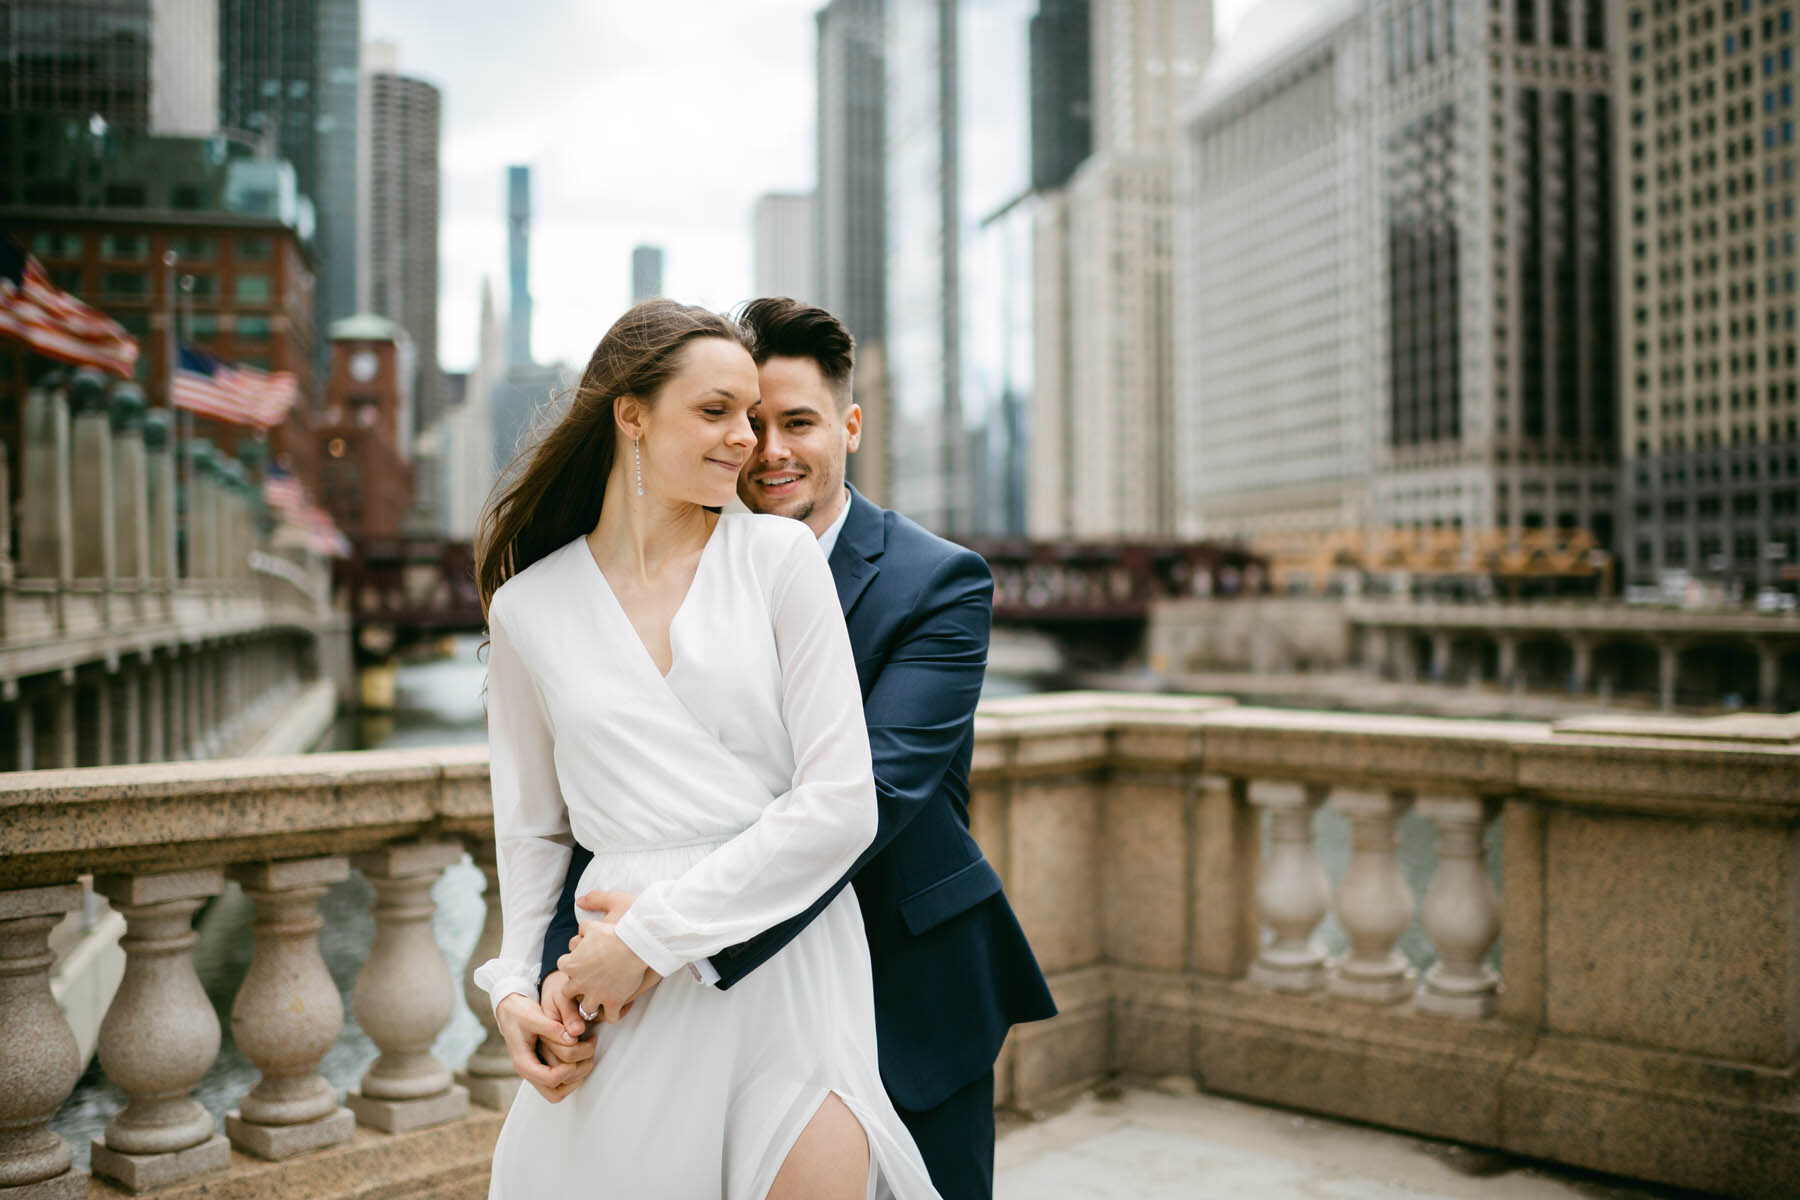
[53,637,1492,1163]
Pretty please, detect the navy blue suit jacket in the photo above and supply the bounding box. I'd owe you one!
[541,487,1055,1113]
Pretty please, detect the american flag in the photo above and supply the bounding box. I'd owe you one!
[0,233,139,377]
[263,466,304,514]
[174,345,300,430]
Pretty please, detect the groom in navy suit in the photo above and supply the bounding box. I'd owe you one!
[514,298,1056,1199]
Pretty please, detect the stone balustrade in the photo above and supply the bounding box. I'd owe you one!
[0,697,1796,1197]
[0,369,349,773]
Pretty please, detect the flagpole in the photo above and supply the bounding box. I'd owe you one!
[163,248,185,578]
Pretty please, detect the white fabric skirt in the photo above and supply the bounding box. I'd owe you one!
[487,840,942,1200]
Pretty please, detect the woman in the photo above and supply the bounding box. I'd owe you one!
[471,300,940,1199]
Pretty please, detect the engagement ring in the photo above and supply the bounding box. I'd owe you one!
[578,1002,598,1022]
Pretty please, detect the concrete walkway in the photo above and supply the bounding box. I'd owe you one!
[995,1081,1683,1199]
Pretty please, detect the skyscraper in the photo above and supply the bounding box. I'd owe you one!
[218,0,360,367]
[1368,0,1616,543]
[631,244,663,305]
[363,43,442,433]
[0,0,218,136]
[1042,0,1211,538]
[1617,0,1800,594]
[1175,0,1369,541]
[508,165,533,366]
[816,0,888,502]
[752,192,817,301]
[885,0,961,531]
[1029,0,1093,191]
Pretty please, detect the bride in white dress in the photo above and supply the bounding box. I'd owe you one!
[470,300,941,1200]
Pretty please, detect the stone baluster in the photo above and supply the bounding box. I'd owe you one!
[1247,781,1331,993]
[0,883,87,1198]
[143,411,175,616]
[90,868,229,1190]
[1417,795,1503,1018]
[68,371,115,601]
[20,371,73,633]
[347,842,471,1131]
[456,837,522,1109]
[111,385,149,623]
[1328,789,1417,1003]
[225,857,357,1158]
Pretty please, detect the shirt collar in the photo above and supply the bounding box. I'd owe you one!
[815,487,853,560]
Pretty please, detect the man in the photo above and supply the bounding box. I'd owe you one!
[494,297,1055,1199]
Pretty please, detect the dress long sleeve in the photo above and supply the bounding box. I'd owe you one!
[471,592,573,1014]
[612,526,877,978]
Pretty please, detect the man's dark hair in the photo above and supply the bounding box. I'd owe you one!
[735,297,856,409]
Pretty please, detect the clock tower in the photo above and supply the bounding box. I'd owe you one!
[318,314,417,540]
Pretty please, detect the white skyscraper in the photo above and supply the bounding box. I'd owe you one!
[1037,0,1212,538]
[1174,0,1370,541]
[752,192,817,302]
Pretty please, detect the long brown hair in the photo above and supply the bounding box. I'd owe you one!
[474,299,750,617]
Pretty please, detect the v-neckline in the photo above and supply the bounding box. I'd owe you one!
[580,515,727,682]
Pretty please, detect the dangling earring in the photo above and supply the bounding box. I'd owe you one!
[634,436,644,497]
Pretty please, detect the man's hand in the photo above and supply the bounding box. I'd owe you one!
[558,921,660,1023]
[495,993,593,1104]
[535,972,599,1083]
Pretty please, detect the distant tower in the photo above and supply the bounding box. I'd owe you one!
[508,165,533,366]
[631,244,664,305]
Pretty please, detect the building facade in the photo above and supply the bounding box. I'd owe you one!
[0,115,319,492]
[509,165,533,365]
[816,0,888,346]
[218,0,360,373]
[317,314,413,540]
[1029,0,1095,191]
[752,191,817,301]
[1617,0,1800,593]
[363,52,442,435]
[816,0,889,502]
[958,0,1038,536]
[630,244,663,306]
[1368,0,1617,546]
[885,0,961,530]
[1175,0,1370,542]
[1036,0,1211,538]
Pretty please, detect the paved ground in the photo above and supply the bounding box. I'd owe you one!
[994,1081,1689,1199]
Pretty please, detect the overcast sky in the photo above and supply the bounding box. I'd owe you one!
[364,0,1261,373]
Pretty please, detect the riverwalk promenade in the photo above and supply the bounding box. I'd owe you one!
[2,692,1796,1198]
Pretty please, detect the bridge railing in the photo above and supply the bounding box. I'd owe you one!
[2,696,1797,1197]
[6,369,331,662]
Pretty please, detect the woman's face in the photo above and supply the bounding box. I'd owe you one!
[633,337,760,510]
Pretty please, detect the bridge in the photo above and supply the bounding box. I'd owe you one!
[0,370,347,773]
[3,694,1797,1197]
[334,535,1266,660]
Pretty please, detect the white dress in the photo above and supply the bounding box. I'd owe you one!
[472,512,940,1200]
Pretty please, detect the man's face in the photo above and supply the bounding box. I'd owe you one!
[738,355,861,536]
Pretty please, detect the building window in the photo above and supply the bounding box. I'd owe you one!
[235,273,271,303]
[101,234,148,262]
[237,237,272,263]
[29,231,83,259]
[101,270,148,298]
[171,235,216,262]
[236,315,272,339]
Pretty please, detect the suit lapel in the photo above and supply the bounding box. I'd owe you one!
[829,486,885,618]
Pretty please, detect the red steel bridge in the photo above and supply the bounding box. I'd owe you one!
[335,536,1266,658]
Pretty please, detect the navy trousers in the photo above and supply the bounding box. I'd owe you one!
[895,1070,995,1200]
